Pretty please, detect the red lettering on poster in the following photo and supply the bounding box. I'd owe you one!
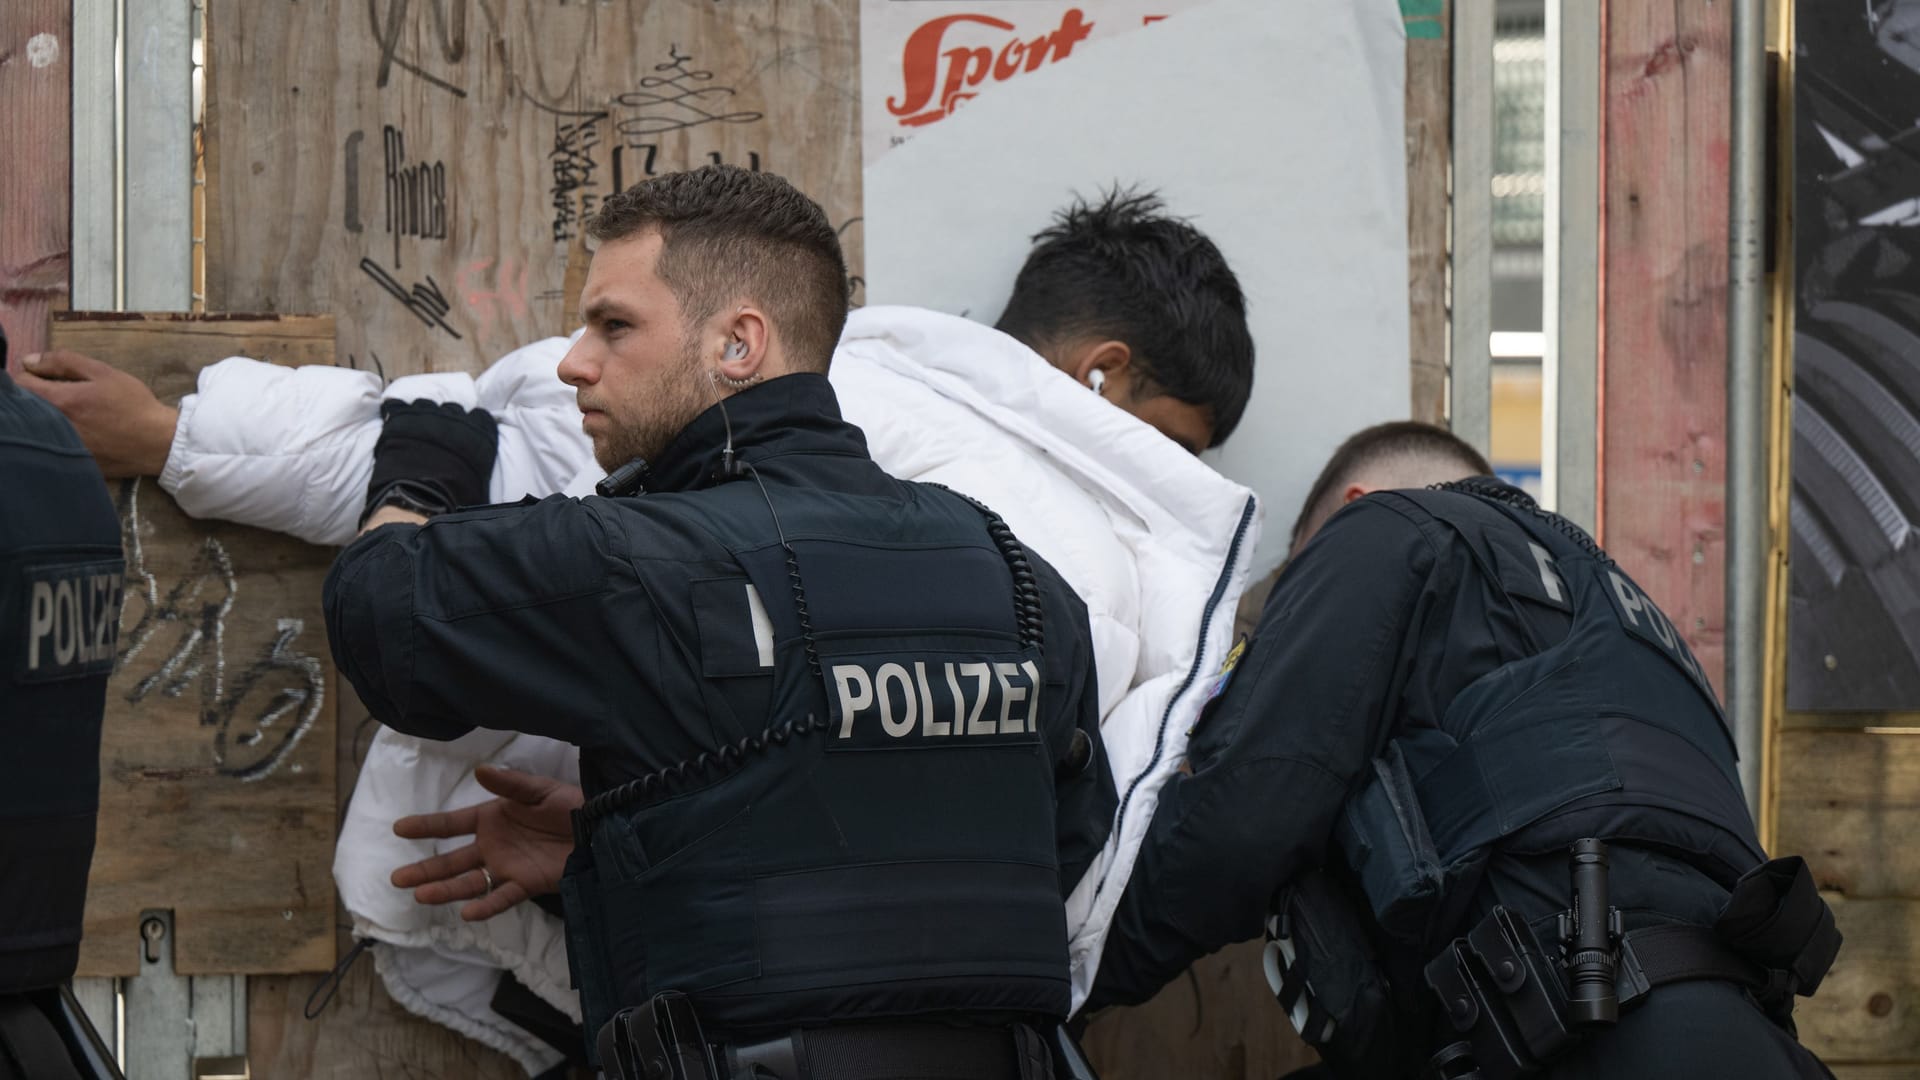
[886,9,1097,127]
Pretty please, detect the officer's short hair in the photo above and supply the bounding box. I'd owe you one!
[1291,421,1494,551]
[589,165,850,373]
[993,188,1255,447]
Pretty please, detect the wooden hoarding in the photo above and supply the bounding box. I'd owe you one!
[204,0,863,380]
[51,313,340,977]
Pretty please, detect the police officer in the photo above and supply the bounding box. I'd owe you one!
[324,166,1112,1080]
[0,323,127,1080]
[1089,421,1837,1079]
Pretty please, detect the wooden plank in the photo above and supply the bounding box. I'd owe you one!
[1081,940,1319,1080]
[1776,730,1920,899]
[50,313,339,978]
[1405,0,1450,425]
[0,0,71,359]
[204,0,862,381]
[1795,897,1920,1064]
[1598,0,1734,696]
[1831,1067,1920,1079]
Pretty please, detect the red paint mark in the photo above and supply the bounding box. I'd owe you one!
[457,256,531,340]
[1642,36,1696,79]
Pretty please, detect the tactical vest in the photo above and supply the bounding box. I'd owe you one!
[1334,486,1764,958]
[561,480,1069,1043]
[0,374,124,993]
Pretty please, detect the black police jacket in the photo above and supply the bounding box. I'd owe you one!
[1089,480,1764,1011]
[0,371,124,993]
[324,373,1115,1038]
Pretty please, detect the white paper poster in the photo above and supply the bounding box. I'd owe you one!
[860,2,1208,167]
[861,0,1412,576]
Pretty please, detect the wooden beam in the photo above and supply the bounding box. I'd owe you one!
[1598,0,1734,696]
[0,0,71,359]
[1406,0,1452,425]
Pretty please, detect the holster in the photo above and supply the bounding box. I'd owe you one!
[1264,868,1413,1079]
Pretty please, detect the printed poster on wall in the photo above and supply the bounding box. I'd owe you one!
[859,0,1412,578]
[1789,2,1920,710]
[860,2,1207,167]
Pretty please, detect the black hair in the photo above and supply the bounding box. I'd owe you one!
[994,187,1254,446]
[1290,421,1495,550]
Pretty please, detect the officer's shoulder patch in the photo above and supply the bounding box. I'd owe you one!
[14,559,124,685]
[1485,528,1573,614]
[692,576,776,679]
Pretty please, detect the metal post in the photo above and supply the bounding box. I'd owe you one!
[1726,0,1768,817]
[122,0,192,311]
[1450,0,1495,458]
[1543,0,1601,532]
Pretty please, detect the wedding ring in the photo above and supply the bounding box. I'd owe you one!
[481,867,495,895]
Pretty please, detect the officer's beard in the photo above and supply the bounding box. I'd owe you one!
[591,332,708,473]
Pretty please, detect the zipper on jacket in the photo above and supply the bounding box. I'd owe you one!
[1091,494,1258,899]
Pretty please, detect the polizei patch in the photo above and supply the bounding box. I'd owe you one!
[16,561,124,683]
[826,654,1042,749]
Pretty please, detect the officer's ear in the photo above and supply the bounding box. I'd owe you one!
[1342,482,1373,507]
[716,305,773,383]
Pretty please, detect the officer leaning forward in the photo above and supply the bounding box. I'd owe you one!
[0,324,127,1080]
[1090,421,1839,1079]
[323,166,1114,1080]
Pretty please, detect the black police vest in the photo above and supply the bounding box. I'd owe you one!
[560,480,1068,1041]
[1335,486,1764,957]
[0,373,124,993]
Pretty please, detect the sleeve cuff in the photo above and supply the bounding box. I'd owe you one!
[157,392,200,496]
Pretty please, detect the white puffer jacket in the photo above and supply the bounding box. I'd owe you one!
[161,306,1259,1073]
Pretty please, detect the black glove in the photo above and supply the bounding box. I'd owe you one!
[360,399,499,527]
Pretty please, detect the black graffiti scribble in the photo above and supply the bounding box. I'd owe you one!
[368,0,468,98]
[551,114,603,242]
[384,125,449,267]
[360,257,462,339]
[613,45,763,142]
[115,479,325,782]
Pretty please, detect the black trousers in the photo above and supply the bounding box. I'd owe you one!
[1280,981,1833,1080]
[1545,981,1833,1080]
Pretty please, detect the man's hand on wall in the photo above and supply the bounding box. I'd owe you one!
[390,764,583,922]
[16,350,178,477]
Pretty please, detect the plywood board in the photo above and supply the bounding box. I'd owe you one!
[50,313,339,977]
[1081,940,1318,1080]
[1776,730,1920,899]
[204,0,862,382]
[0,1,71,359]
[1796,897,1920,1064]
[1599,0,1734,696]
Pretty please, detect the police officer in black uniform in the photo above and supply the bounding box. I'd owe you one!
[1089,421,1837,1079]
[0,324,127,1080]
[324,166,1113,1080]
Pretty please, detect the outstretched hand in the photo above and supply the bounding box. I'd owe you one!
[14,350,179,477]
[390,765,583,922]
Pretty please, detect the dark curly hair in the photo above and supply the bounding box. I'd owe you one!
[589,165,849,372]
[994,187,1254,446]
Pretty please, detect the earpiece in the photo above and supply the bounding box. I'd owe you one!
[725,341,747,361]
[1088,369,1107,396]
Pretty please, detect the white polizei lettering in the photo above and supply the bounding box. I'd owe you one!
[1528,542,1565,602]
[26,582,54,670]
[744,585,775,668]
[54,581,80,666]
[1647,602,1678,649]
[995,662,1027,734]
[919,662,951,736]
[831,664,873,739]
[1020,660,1041,729]
[875,663,917,737]
[92,574,119,657]
[961,662,995,734]
[1609,571,1644,627]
